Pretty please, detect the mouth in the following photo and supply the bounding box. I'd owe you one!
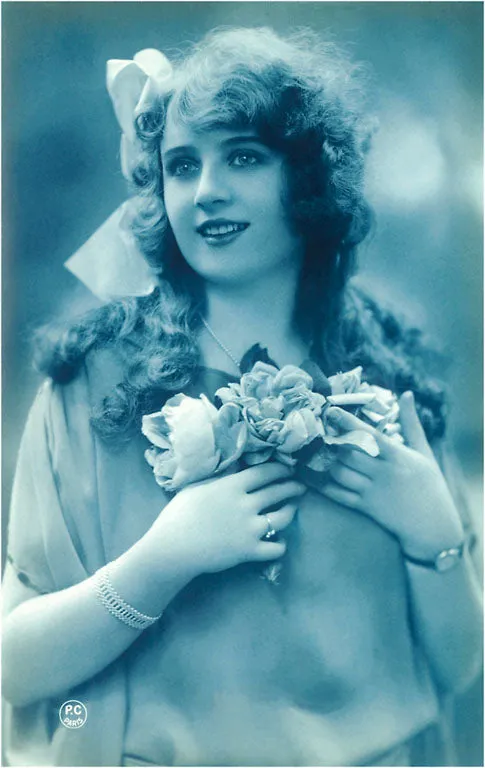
[196,219,249,245]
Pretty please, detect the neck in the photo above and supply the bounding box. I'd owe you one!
[201,265,308,370]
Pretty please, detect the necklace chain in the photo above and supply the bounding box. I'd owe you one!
[200,316,241,372]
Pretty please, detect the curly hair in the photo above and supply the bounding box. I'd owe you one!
[35,27,446,442]
[130,27,375,335]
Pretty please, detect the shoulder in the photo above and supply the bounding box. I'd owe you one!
[84,345,127,400]
[29,346,127,448]
[32,293,143,388]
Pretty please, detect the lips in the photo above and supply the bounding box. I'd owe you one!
[196,220,249,238]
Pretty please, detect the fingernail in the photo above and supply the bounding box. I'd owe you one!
[403,390,414,403]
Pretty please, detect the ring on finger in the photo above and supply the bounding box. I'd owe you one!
[262,514,277,540]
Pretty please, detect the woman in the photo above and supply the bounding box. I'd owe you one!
[2,27,482,767]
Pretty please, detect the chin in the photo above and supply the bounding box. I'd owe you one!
[185,257,255,286]
[201,269,256,286]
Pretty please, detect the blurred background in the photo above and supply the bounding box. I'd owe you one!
[2,2,483,764]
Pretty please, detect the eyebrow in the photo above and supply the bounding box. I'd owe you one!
[161,135,267,163]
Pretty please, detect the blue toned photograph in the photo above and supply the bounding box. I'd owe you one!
[2,2,482,766]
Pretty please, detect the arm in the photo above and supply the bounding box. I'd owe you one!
[402,434,482,696]
[3,462,304,707]
[404,549,482,695]
[2,529,196,708]
[320,394,483,695]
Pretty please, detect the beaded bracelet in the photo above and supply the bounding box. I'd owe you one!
[93,564,162,631]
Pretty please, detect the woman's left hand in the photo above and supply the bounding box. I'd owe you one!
[320,392,465,561]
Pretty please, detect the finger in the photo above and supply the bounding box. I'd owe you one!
[328,461,370,494]
[337,447,377,478]
[399,391,433,457]
[381,422,402,436]
[255,504,297,538]
[252,480,306,510]
[319,481,363,511]
[240,461,294,492]
[253,539,287,561]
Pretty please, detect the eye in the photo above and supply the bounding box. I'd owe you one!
[167,158,199,178]
[229,150,261,168]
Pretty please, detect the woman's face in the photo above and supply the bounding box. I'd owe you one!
[160,108,304,286]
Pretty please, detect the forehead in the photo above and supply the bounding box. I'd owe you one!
[161,107,260,155]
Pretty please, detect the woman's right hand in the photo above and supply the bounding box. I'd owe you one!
[146,463,306,577]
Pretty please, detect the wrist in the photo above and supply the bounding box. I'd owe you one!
[147,513,210,581]
[400,512,467,572]
[402,541,466,572]
[398,500,465,564]
[112,528,198,618]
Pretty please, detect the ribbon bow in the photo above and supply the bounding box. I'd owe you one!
[65,49,173,302]
[107,48,173,180]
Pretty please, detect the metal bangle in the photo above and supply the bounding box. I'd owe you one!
[93,564,162,631]
[403,541,466,573]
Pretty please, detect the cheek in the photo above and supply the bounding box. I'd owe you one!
[255,170,291,225]
[258,189,297,245]
[162,183,190,237]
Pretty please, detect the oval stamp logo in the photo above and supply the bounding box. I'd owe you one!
[59,700,88,729]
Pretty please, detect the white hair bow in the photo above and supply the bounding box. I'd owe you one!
[107,48,172,179]
[65,49,173,302]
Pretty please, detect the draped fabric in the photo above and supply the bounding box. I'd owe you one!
[2,350,470,766]
[3,370,127,766]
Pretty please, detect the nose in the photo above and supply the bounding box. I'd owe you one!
[194,163,232,209]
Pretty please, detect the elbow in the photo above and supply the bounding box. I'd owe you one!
[2,618,41,708]
[2,678,28,709]
[2,661,28,708]
[2,648,28,708]
[2,659,43,709]
[2,623,20,706]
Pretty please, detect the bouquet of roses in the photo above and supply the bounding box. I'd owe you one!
[142,352,402,583]
[142,358,402,492]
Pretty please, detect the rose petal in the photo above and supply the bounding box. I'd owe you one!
[145,447,179,489]
[279,409,323,453]
[260,396,284,418]
[328,367,363,395]
[217,402,243,429]
[327,393,376,407]
[215,383,242,404]
[141,412,171,449]
[244,423,273,452]
[244,449,274,465]
[240,363,278,399]
[249,362,280,377]
[357,383,396,414]
[160,395,221,486]
[216,417,249,471]
[273,365,313,394]
[144,446,162,468]
[170,450,221,489]
[153,458,178,488]
[274,451,298,466]
[324,429,380,457]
